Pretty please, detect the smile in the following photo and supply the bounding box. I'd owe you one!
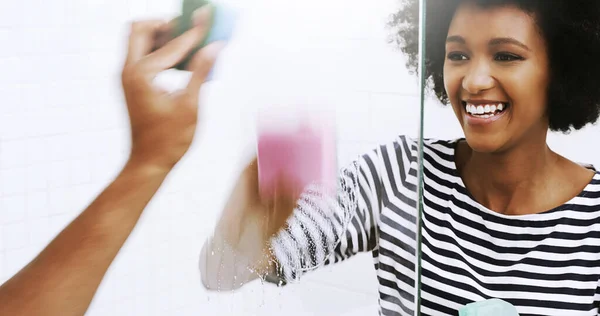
[461,101,510,124]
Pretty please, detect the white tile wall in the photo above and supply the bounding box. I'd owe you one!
[0,194,26,224]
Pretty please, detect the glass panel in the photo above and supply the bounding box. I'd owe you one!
[415,1,427,314]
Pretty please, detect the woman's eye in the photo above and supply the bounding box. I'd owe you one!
[447,52,468,61]
[495,52,523,62]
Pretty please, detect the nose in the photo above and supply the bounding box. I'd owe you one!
[462,60,494,94]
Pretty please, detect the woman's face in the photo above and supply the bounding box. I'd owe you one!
[443,1,550,153]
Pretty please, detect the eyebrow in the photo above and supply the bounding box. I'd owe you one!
[446,35,531,51]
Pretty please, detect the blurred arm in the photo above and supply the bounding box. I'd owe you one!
[0,161,170,316]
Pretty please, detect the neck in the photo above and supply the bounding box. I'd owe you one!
[460,132,560,213]
[475,143,554,186]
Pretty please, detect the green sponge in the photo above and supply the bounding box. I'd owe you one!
[172,0,216,70]
[170,0,237,73]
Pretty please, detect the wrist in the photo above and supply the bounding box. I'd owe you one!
[125,152,177,174]
[123,156,174,178]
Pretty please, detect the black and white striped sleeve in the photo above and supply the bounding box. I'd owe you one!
[266,149,383,284]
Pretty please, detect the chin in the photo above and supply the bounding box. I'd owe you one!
[463,133,507,154]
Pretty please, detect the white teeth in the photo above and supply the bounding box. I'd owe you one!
[465,102,507,116]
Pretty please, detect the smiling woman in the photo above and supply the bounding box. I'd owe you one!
[200,1,600,315]
[444,3,552,155]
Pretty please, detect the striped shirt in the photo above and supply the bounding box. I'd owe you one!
[267,135,600,316]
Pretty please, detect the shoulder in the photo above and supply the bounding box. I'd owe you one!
[354,135,460,177]
[578,162,597,172]
[359,135,461,160]
[363,135,454,155]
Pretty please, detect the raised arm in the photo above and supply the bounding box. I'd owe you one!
[0,10,223,316]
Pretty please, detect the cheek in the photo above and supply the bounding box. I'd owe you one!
[505,67,549,118]
[443,67,462,111]
[443,67,460,99]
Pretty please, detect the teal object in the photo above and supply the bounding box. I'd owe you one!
[172,0,237,72]
[459,299,520,316]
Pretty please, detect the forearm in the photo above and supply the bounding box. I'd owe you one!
[0,160,170,316]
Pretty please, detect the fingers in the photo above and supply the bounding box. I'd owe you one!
[186,41,226,92]
[171,41,225,118]
[125,19,167,66]
[151,17,179,52]
[138,5,213,76]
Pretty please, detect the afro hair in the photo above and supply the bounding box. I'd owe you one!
[388,0,600,132]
